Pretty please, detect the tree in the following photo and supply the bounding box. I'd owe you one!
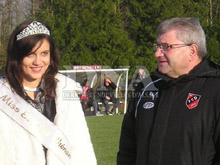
[0,0,38,73]
[206,0,220,65]
[36,0,220,76]
[37,0,135,72]
[0,0,17,72]
[120,0,214,73]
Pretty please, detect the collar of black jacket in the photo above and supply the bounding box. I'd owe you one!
[154,58,220,85]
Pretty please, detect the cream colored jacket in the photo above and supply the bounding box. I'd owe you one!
[0,73,96,165]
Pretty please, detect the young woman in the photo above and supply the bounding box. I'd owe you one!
[0,20,96,165]
[80,79,103,116]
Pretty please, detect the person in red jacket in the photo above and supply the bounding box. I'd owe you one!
[117,17,220,165]
[80,79,103,116]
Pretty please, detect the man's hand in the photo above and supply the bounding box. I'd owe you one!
[106,78,111,83]
[106,96,111,100]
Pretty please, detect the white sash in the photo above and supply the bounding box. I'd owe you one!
[0,80,72,164]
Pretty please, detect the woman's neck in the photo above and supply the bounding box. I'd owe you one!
[22,79,41,100]
[22,79,41,88]
[25,91,37,100]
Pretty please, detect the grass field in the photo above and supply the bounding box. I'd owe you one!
[86,115,124,165]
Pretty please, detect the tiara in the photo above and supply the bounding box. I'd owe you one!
[16,21,50,41]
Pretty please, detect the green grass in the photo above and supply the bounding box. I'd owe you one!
[86,115,124,165]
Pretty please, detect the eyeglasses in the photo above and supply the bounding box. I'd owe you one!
[154,43,192,51]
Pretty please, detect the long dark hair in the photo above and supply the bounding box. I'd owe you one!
[5,20,60,99]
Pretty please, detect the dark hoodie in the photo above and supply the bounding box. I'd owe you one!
[117,59,220,165]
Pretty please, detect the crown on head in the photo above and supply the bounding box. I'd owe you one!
[16,21,50,41]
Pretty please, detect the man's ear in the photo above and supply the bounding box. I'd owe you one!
[189,44,198,62]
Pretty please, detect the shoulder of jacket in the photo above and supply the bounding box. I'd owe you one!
[0,77,10,87]
[136,76,162,92]
[56,73,82,94]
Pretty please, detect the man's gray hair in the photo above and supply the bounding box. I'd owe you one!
[157,17,207,58]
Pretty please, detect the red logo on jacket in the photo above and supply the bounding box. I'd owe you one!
[186,93,201,109]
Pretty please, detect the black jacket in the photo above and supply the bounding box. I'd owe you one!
[117,59,220,165]
[97,81,117,100]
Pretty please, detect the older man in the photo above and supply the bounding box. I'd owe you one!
[117,17,220,165]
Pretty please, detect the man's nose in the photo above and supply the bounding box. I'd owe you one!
[155,48,164,58]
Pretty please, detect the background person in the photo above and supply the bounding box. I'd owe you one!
[132,66,147,89]
[80,79,103,116]
[117,17,220,165]
[98,77,119,115]
[0,20,96,164]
